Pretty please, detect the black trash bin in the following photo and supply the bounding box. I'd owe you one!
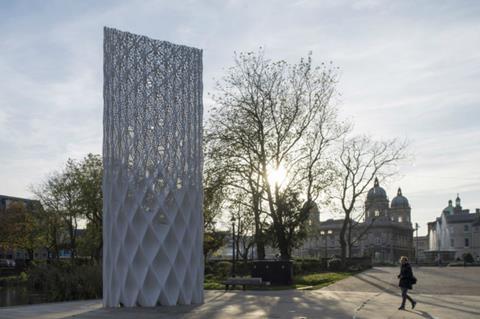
[251,260,293,285]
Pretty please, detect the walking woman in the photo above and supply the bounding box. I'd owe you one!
[398,256,417,310]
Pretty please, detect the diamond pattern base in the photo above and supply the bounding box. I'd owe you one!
[102,27,204,307]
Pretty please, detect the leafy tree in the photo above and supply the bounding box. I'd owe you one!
[0,201,44,260]
[203,164,228,259]
[33,153,103,262]
[71,154,103,262]
[203,231,226,260]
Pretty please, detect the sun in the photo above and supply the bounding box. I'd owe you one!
[267,164,287,187]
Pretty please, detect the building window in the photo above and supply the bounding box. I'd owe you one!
[375,210,380,217]
[398,216,403,223]
[450,239,454,247]
[465,238,469,247]
[464,225,469,232]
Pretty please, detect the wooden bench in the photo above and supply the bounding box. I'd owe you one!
[223,277,270,291]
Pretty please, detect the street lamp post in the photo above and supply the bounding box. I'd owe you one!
[231,215,236,278]
[320,230,332,268]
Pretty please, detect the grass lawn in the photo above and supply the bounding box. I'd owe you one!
[204,271,354,291]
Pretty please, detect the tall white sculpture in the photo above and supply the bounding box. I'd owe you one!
[102,27,204,307]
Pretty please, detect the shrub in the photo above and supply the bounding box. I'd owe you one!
[234,262,252,276]
[19,272,28,283]
[204,261,214,275]
[27,261,102,301]
[327,258,342,271]
[463,253,474,264]
[293,259,324,275]
[213,261,232,279]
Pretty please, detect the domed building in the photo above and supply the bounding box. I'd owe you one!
[298,177,414,264]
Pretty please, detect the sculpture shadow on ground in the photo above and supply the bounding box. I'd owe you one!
[349,272,398,294]
[62,290,355,319]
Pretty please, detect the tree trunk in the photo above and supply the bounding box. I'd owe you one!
[275,222,290,260]
[250,175,265,260]
[347,218,352,258]
[253,204,265,260]
[339,211,350,269]
[27,249,34,261]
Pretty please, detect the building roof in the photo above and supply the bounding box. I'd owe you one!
[318,218,413,231]
[0,195,40,210]
[366,177,387,201]
[318,219,344,226]
[445,214,478,223]
[0,194,37,202]
[391,187,409,208]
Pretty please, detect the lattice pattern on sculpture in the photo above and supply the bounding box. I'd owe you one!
[103,27,204,307]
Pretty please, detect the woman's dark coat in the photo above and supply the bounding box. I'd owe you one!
[398,263,414,289]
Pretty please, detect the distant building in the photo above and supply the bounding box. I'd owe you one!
[0,194,88,261]
[296,178,414,264]
[414,235,428,263]
[426,195,480,263]
[0,194,42,260]
[0,194,39,212]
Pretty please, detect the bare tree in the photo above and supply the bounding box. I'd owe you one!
[334,135,408,267]
[207,50,346,259]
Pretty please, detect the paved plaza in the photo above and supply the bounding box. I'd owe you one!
[1,267,479,319]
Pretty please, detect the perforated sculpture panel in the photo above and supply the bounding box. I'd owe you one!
[102,27,204,307]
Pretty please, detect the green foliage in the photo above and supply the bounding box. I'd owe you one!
[0,201,45,259]
[293,258,325,274]
[33,153,103,261]
[462,252,474,263]
[212,261,232,279]
[19,272,28,282]
[203,231,226,259]
[203,270,353,290]
[293,272,352,289]
[205,260,253,278]
[204,274,225,290]
[0,273,29,287]
[77,222,102,262]
[269,190,310,260]
[27,261,102,301]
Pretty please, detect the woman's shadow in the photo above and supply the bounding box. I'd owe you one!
[402,309,435,319]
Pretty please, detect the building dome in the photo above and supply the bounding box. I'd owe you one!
[442,199,454,215]
[367,177,387,201]
[391,188,409,208]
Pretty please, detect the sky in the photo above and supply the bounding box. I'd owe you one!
[0,0,479,235]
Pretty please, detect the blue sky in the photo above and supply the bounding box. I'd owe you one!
[1,0,479,235]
